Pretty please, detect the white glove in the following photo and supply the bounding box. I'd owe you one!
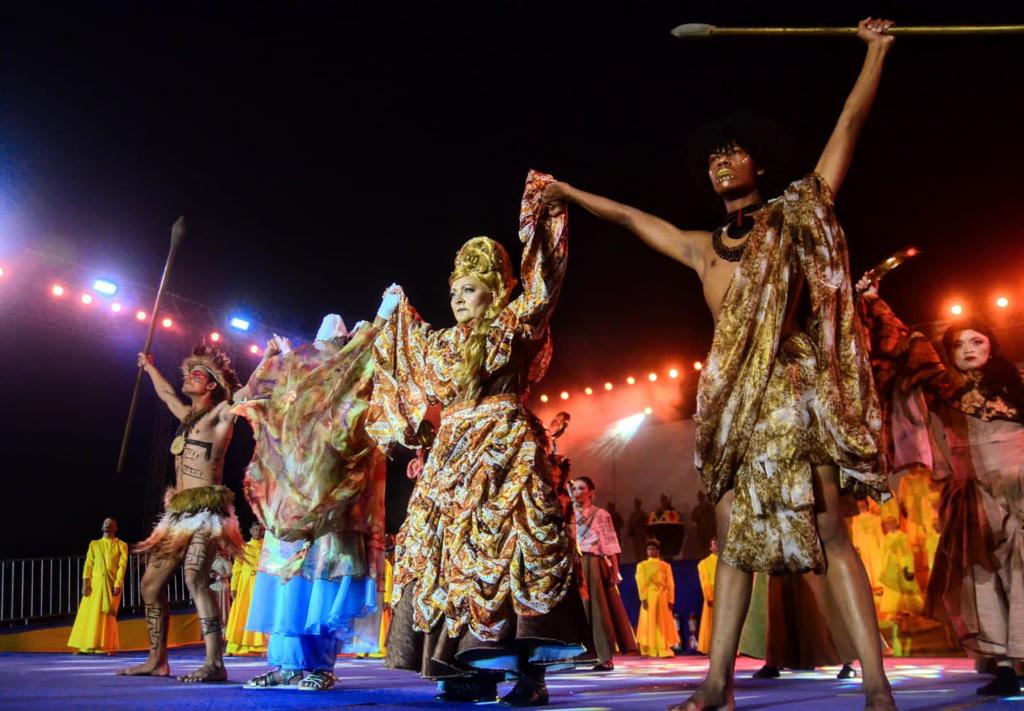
[377,284,403,320]
[315,314,348,342]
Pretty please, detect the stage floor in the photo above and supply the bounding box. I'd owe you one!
[0,649,1017,710]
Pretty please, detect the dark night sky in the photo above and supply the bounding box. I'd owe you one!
[1,2,1022,556]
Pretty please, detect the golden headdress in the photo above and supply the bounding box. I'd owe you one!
[180,343,241,399]
[449,236,517,308]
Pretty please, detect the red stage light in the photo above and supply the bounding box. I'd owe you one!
[560,391,569,400]
[80,293,93,305]
[135,310,147,321]
[110,302,123,313]
[644,406,653,415]
[626,376,636,385]
[996,296,1009,308]
[648,372,657,382]
[540,394,549,403]
[161,317,173,328]
[584,387,593,395]
[209,332,221,342]
[51,284,66,297]
[693,361,703,371]
[668,368,679,379]
[950,304,963,316]
[604,382,613,391]
[249,344,261,355]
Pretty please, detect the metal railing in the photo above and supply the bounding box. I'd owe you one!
[0,553,193,628]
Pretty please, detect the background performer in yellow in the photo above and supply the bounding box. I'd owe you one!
[695,538,718,655]
[635,538,679,657]
[68,517,128,654]
[225,522,266,656]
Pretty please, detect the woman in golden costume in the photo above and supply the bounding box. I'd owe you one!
[367,170,589,706]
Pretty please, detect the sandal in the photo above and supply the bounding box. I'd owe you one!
[244,668,304,689]
[298,670,336,691]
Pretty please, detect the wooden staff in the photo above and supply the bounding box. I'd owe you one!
[672,23,1024,39]
[116,216,187,474]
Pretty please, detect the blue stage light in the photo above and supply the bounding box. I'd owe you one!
[93,279,118,295]
[229,316,251,331]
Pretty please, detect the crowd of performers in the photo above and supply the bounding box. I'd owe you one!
[63,16,1023,709]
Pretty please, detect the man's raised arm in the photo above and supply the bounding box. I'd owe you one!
[542,182,706,272]
[815,17,895,199]
[137,353,190,421]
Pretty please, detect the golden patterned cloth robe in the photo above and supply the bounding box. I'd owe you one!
[695,174,888,574]
[225,538,267,655]
[696,552,717,655]
[635,558,679,657]
[67,537,128,652]
[233,325,386,589]
[368,170,589,677]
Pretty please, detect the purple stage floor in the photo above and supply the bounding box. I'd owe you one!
[0,649,1018,710]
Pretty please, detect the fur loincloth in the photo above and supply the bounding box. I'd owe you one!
[134,485,244,561]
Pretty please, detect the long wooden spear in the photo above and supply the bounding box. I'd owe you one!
[672,23,1024,39]
[116,216,187,474]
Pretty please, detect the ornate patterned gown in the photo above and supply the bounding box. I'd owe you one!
[367,170,589,678]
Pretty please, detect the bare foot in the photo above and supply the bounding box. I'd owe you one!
[178,662,228,683]
[116,658,170,676]
[865,689,898,711]
[668,683,735,711]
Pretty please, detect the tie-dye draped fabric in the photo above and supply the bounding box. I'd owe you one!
[233,324,386,586]
[695,174,888,574]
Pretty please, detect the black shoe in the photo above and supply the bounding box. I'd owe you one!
[976,667,1021,697]
[753,665,780,679]
[837,664,856,680]
[501,678,549,706]
[435,677,499,702]
[592,660,615,672]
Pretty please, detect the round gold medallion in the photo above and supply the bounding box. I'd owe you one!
[169,436,187,456]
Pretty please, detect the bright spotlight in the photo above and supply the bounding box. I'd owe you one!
[230,316,251,331]
[0,265,6,278]
[92,279,118,296]
[51,284,66,297]
[560,391,570,400]
[626,376,636,385]
[996,296,1009,309]
[668,368,679,379]
[648,372,658,382]
[693,361,703,371]
[950,304,963,316]
[584,387,593,395]
[161,317,173,328]
[604,382,613,391]
[611,412,646,439]
[135,310,147,321]
[644,406,653,415]
[80,293,93,305]
[209,331,221,342]
[110,302,123,313]
[249,344,261,355]
[540,394,549,403]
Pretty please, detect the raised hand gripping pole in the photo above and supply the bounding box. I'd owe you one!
[116,216,187,474]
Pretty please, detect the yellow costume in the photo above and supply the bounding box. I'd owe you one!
[635,558,679,657]
[878,502,923,618]
[849,500,885,594]
[695,174,887,575]
[225,537,267,655]
[696,552,717,655]
[67,537,127,653]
